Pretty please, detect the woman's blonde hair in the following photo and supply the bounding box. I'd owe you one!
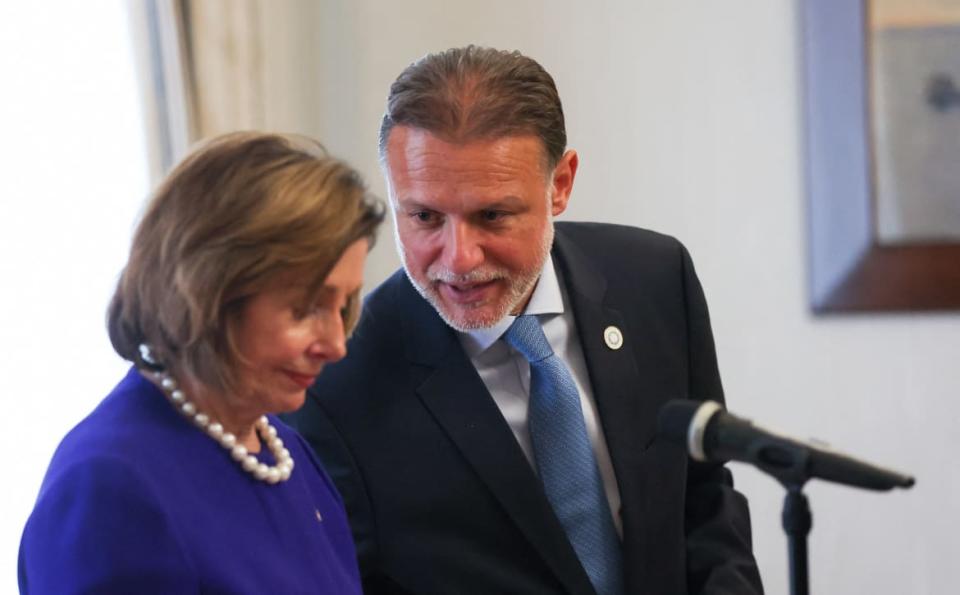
[108,132,383,392]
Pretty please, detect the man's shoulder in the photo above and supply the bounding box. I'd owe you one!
[556,220,680,248]
[335,269,411,359]
[301,267,445,432]
[354,269,409,331]
[554,221,688,274]
[312,269,433,391]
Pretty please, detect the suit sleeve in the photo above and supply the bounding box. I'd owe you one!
[679,246,765,595]
[19,457,194,594]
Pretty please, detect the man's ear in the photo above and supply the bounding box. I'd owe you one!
[550,149,578,216]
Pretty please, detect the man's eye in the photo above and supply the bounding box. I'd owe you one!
[412,211,436,224]
[481,210,507,222]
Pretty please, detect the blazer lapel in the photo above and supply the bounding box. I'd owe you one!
[397,277,596,595]
[553,228,657,592]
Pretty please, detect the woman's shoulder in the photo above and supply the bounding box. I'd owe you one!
[20,368,202,590]
[46,367,181,471]
[20,441,196,591]
[37,366,202,515]
[33,448,162,517]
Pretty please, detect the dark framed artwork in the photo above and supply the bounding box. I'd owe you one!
[803,0,960,312]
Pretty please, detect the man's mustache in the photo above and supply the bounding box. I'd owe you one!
[426,267,508,284]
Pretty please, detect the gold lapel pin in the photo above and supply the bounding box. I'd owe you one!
[603,326,623,350]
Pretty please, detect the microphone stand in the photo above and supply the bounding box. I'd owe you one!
[781,483,812,595]
[750,441,815,594]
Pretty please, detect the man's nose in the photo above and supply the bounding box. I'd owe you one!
[441,221,483,274]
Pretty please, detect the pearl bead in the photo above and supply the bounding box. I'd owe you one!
[153,369,293,484]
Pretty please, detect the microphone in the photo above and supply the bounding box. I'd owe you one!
[657,400,915,491]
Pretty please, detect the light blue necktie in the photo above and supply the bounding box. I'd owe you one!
[504,315,624,595]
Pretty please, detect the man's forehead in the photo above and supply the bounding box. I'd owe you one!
[388,140,549,198]
[385,126,549,170]
[393,192,528,211]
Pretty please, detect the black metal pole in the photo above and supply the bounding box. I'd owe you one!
[781,485,812,595]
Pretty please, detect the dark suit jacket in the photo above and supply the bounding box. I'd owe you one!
[287,222,763,594]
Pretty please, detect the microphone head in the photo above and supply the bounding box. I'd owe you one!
[657,399,725,461]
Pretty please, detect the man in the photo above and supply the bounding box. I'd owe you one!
[287,46,763,594]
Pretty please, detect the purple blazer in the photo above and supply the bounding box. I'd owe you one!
[19,367,361,594]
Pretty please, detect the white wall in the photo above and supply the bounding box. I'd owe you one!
[0,2,148,592]
[295,1,960,593]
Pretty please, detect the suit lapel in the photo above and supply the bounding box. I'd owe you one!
[397,276,596,595]
[552,227,657,591]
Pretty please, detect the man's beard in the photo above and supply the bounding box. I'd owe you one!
[397,222,555,332]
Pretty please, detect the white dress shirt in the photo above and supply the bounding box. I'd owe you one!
[457,256,624,536]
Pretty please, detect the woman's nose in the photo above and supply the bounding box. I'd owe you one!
[307,315,348,363]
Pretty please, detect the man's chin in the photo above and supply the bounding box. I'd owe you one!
[401,267,521,332]
[434,301,508,332]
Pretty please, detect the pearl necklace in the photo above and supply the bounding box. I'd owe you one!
[153,371,295,484]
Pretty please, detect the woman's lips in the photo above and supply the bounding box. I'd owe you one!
[283,370,318,389]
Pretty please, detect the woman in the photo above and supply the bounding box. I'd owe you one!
[18,132,383,593]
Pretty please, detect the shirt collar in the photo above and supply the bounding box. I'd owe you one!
[458,255,564,357]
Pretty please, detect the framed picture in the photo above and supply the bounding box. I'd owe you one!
[803,0,960,312]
